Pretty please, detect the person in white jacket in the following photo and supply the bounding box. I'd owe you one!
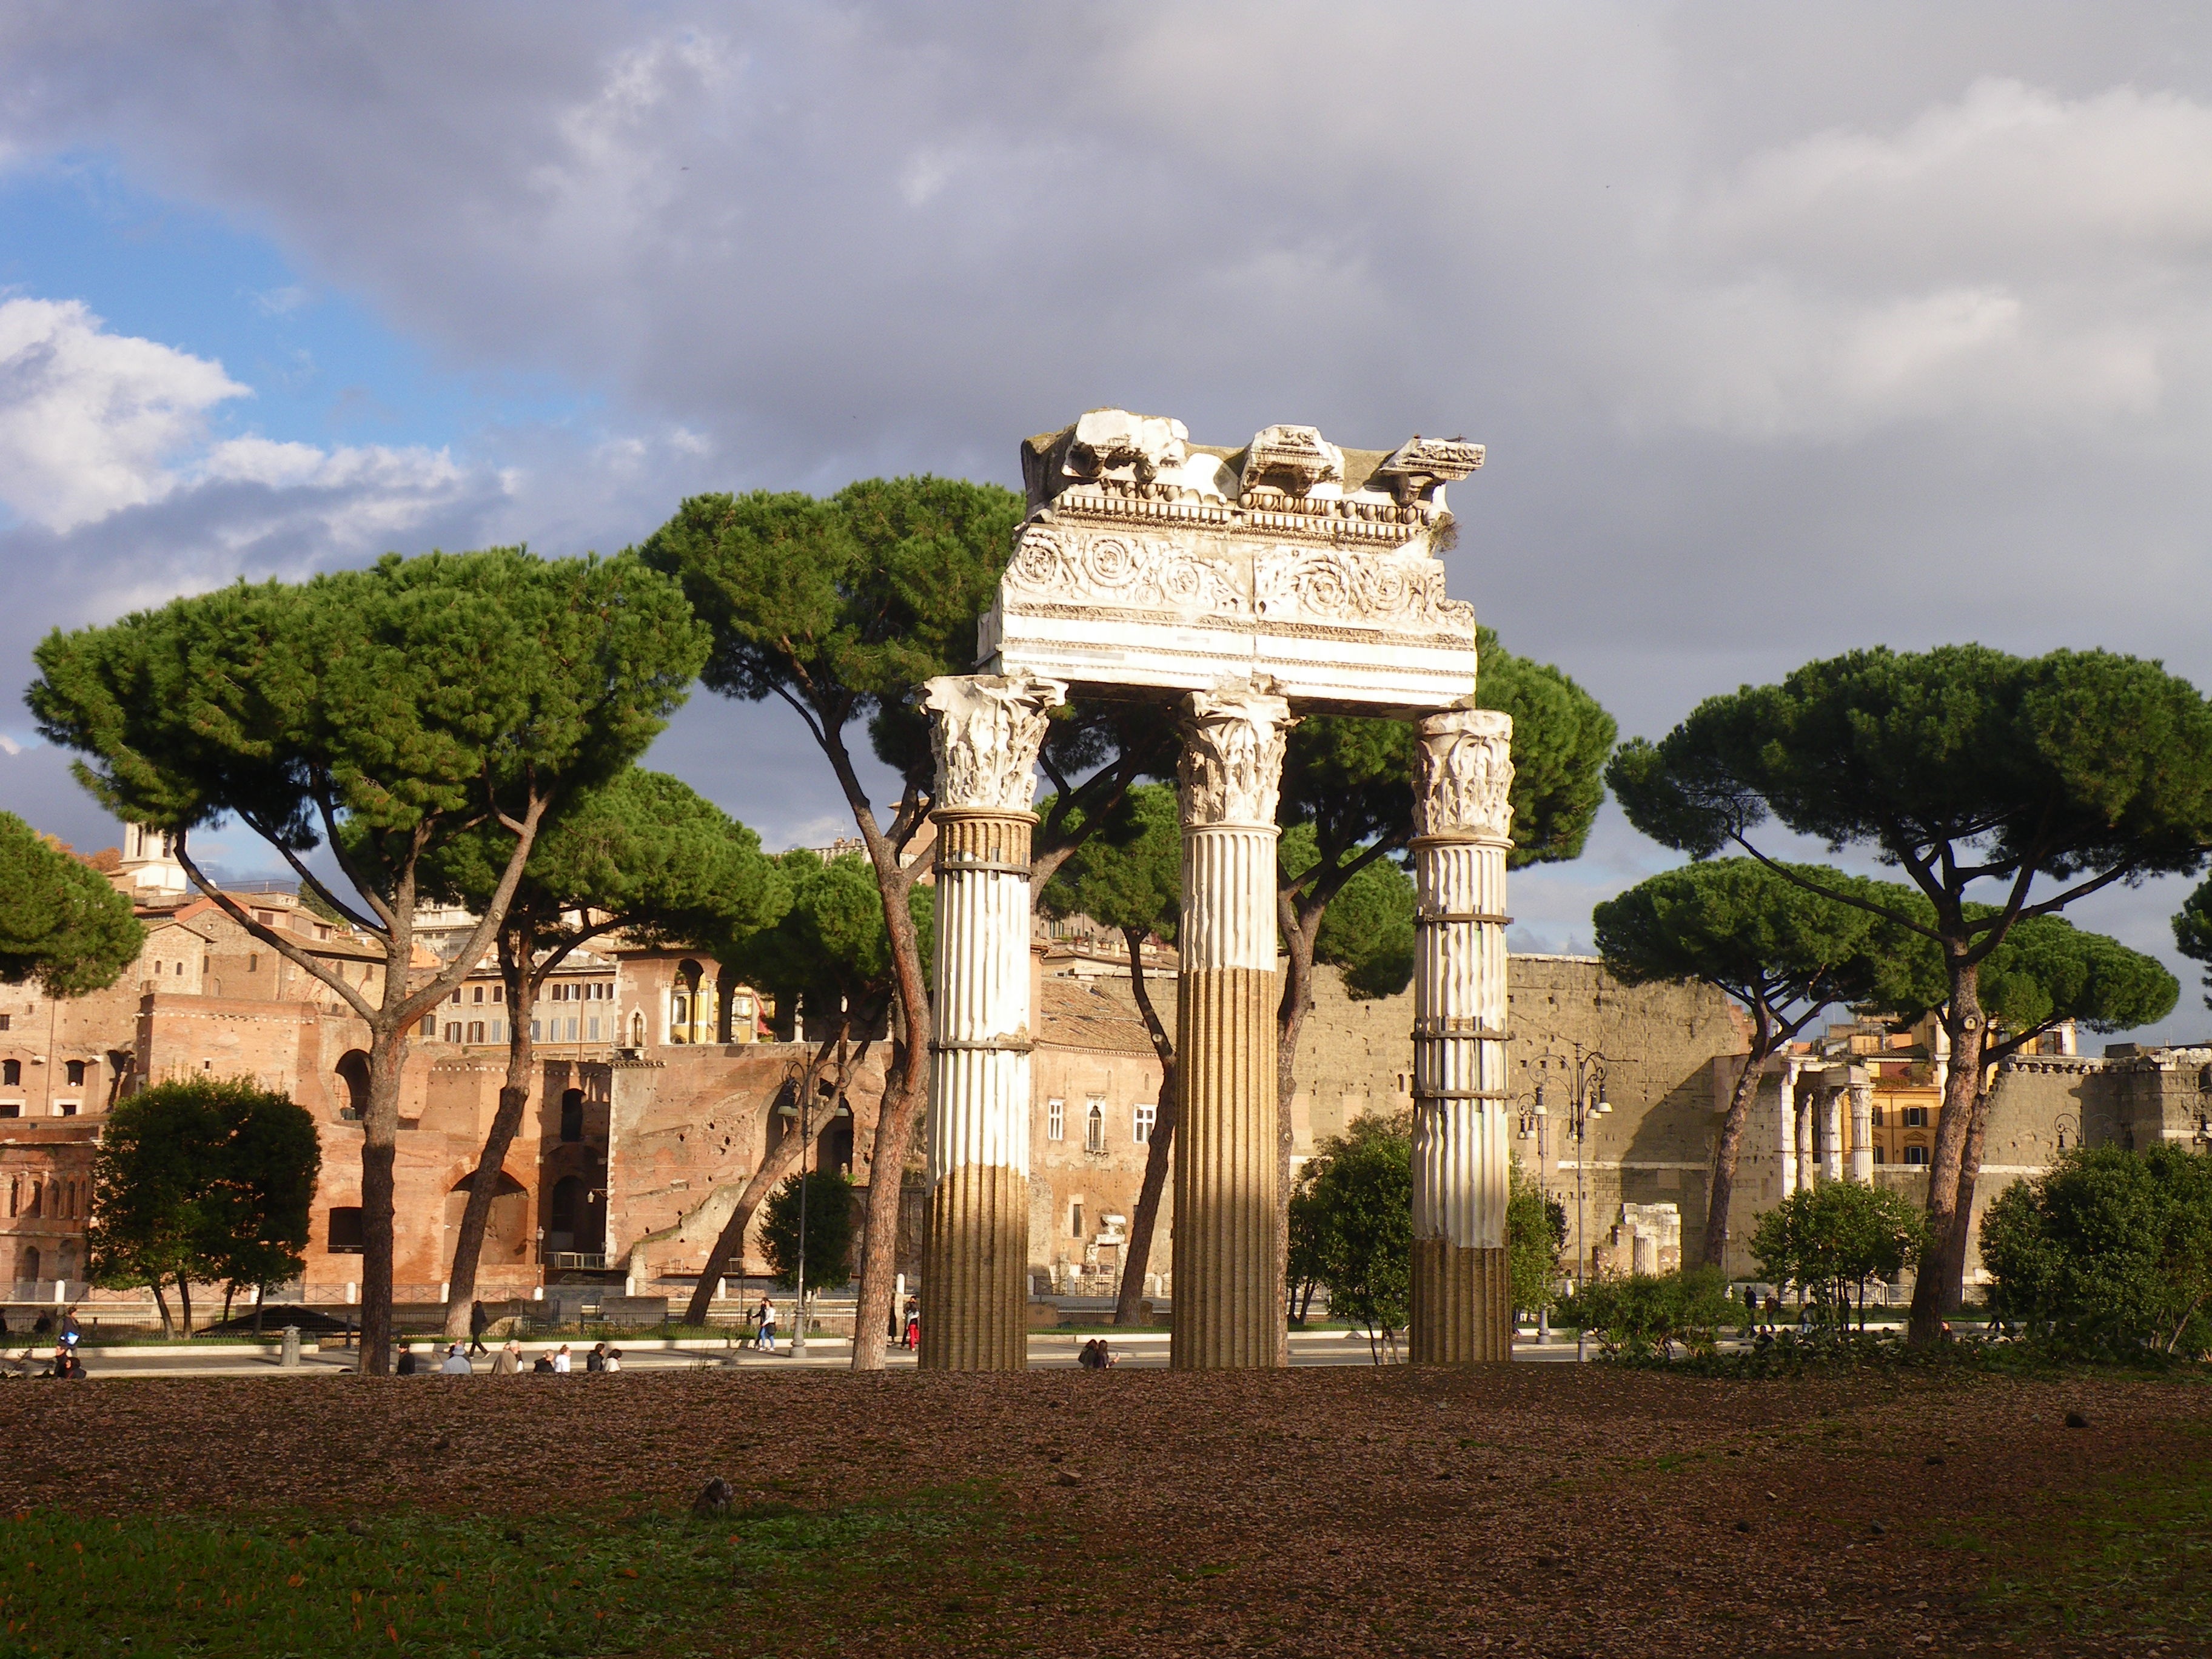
[552,1344,572,1373]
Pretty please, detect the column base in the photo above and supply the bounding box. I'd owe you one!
[1409,1240,1512,1365]
[919,1163,1028,1372]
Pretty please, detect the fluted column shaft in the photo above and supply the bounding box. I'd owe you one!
[1822,1088,1844,1183]
[1406,708,1515,1366]
[917,672,1062,1372]
[1848,1076,1874,1184]
[1778,1061,1800,1196]
[1172,685,1292,1370]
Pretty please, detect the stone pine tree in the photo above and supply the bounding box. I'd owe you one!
[1039,782,1182,1326]
[1592,859,1901,1270]
[642,479,1038,1369]
[31,549,707,1372]
[680,851,933,1330]
[414,768,788,1339]
[0,809,143,994]
[1609,645,2212,1342]
[1270,630,1614,1349]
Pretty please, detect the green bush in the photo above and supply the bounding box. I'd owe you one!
[1981,1144,2212,1359]
[1557,1266,1738,1359]
[1749,1181,1925,1330]
[1507,1159,1567,1318]
[760,1168,857,1295]
[1292,1114,1414,1357]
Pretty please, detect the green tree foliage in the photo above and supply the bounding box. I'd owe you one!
[2167,880,2212,1010]
[1507,1159,1568,1318]
[1594,859,1908,1269]
[88,1079,320,1337]
[415,768,788,1336]
[1290,1114,1415,1361]
[1281,825,1416,1001]
[1037,782,1182,1327]
[1749,1184,1928,1331]
[638,478,1023,1368]
[761,1168,859,1299]
[32,549,706,1372]
[0,811,143,995]
[679,851,928,1329]
[1981,1145,2212,1359]
[1608,645,2212,1341]
[1557,1267,1738,1360]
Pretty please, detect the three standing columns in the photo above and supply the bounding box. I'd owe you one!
[1407,709,1517,1365]
[1171,685,1294,1370]
[917,671,1065,1372]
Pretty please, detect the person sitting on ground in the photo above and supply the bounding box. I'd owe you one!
[586,1341,608,1373]
[47,1347,84,1381]
[440,1342,472,1375]
[603,1347,622,1373]
[32,1313,52,1336]
[532,1351,555,1373]
[492,1338,522,1375]
[396,1344,420,1375]
[552,1343,573,1374]
[1077,1339,1105,1370]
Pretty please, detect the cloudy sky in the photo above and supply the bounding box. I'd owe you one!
[5,2,2212,1042]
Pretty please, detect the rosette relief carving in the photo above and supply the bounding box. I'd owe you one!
[1004,525,1241,615]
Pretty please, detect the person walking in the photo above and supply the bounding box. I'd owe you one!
[440,1343,472,1376]
[466,1301,492,1358]
[903,1304,919,1352]
[755,1296,778,1355]
[552,1343,573,1374]
[59,1309,81,1352]
[492,1339,522,1375]
[397,1344,421,1375]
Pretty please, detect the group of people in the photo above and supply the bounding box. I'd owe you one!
[1076,1338,1116,1370]
[398,1338,626,1375]
[28,1308,85,1380]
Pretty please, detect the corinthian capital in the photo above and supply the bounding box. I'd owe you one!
[1413,708,1514,840]
[1179,684,1294,828]
[922,672,1067,814]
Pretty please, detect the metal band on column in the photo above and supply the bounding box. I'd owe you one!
[1407,707,1515,1365]
[1171,683,1292,1370]
[917,672,1064,1372]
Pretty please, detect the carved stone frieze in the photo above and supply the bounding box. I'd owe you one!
[1413,709,1514,840]
[1378,437,1486,504]
[1179,685,1295,828]
[1252,549,1476,634]
[922,672,1067,815]
[1004,525,1242,616]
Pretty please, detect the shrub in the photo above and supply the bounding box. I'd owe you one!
[1749,1181,1926,1329]
[1558,1266,1738,1359]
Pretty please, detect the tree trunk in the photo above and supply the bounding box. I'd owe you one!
[152,1279,173,1339]
[1908,965,1986,1345]
[443,948,538,1339]
[177,1273,194,1339]
[358,1019,408,1375]
[1940,1089,1994,1317]
[1273,899,1322,1367]
[1700,1028,1774,1271]
[1114,927,1178,1328]
[253,1285,264,1336]
[682,1029,846,1329]
[222,1284,235,1327]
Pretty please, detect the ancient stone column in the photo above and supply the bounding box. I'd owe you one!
[917,671,1065,1372]
[1821,1085,1845,1183]
[1777,1059,1801,1196]
[1795,1085,1815,1192]
[1848,1070,1874,1184]
[1407,708,1517,1366]
[1171,683,1293,1370]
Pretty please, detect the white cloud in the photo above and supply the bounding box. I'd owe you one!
[0,296,247,529]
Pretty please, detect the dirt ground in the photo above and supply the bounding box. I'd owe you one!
[3,1364,2205,1656]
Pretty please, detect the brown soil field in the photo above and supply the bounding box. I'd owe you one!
[3,1364,2206,1656]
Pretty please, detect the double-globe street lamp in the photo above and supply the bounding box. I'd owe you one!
[1518,1042,1613,1362]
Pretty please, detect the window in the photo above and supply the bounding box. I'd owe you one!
[467,1021,485,1044]
[1047,1099,1065,1142]
[565,1017,578,1042]
[491,1020,504,1044]
[560,1088,585,1143]
[247,954,258,971]
[0,1014,8,1030]
[1903,1107,1927,1127]
[529,1020,541,1042]
[1134,1102,1156,1144]
[1070,1201,1084,1239]
[65,1060,86,1086]
[1,1060,17,1087]
[1868,1105,1885,1128]
[56,1102,77,1118]
[1904,1144,1929,1166]
[444,1022,461,1043]
[450,989,463,1005]
[472,985,484,1004]
[587,1017,601,1042]
[1085,1101,1106,1154]
[327,1207,364,1253]
[419,1016,437,1038]
[0,1102,19,1119]
[1873,1146,1887,1164]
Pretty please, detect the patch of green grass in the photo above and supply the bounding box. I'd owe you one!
[1957,1433,2212,1643]
[0,1485,1015,1658]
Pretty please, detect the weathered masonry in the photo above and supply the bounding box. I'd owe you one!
[920,409,1502,1369]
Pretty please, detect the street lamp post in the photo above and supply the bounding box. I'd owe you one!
[1523,1045,1612,1362]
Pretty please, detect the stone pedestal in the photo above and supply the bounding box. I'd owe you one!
[1171,685,1292,1370]
[917,672,1064,1372]
[1406,708,1516,1366]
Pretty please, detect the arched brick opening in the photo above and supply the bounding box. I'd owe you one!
[334,1050,371,1119]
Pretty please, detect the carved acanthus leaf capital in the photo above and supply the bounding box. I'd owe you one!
[1179,685,1295,828]
[922,672,1068,814]
[1413,709,1514,841]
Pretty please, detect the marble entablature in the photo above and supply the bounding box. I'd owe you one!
[981,410,1485,714]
